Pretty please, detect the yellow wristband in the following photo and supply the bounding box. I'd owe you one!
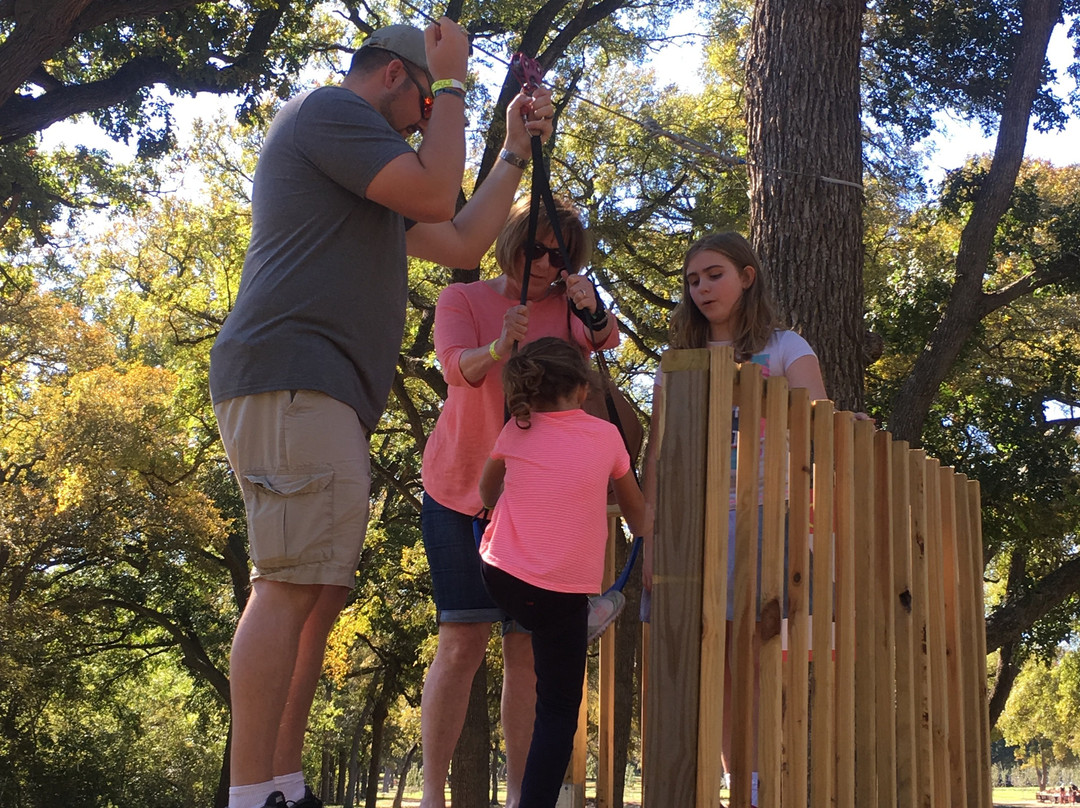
[431,78,466,93]
[488,340,502,362]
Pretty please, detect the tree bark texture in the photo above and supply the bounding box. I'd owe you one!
[364,694,390,808]
[746,0,867,412]
[984,554,1080,652]
[888,0,1062,444]
[451,659,490,808]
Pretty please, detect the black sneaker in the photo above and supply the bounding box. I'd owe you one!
[262,793,288,808]
[289,787,322,808]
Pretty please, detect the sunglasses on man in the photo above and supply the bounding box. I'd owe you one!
[402,66,433,120]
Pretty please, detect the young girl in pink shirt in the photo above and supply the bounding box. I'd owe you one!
[478,337,649,808]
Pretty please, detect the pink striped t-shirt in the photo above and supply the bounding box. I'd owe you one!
[479,408,630,594]
[421,280,619,516]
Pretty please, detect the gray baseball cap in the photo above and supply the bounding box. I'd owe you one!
[360,24,432,84]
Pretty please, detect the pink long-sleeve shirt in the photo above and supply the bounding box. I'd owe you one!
[421,280,619,516]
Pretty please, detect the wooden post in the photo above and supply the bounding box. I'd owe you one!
[853,419,877,808]
[893,441,918,808]
[939,467,967,808]
[697,347,735,808]
[759,375,788,808]
[730,363,763,808]
[874,431,898,804]
[557,680,588,808]
[809,401,836,808]
[908,450,935,808]
[954,474,983,808]
[924,458,951,808]
[785,388,812,808]
[643,349,709,808]
[596,508,620,808]
[967,480,992,808]
[832,411,856,808]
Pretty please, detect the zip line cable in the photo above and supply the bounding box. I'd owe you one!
[391,0,864,191]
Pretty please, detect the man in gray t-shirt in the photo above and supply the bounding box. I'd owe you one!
[209,18,554,808]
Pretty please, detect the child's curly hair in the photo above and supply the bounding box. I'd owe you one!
[502,337,592,428]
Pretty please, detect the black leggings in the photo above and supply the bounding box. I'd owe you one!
[481,562,588,808]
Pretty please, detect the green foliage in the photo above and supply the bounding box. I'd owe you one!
[866,157,1080,663]
[998,650,1080,780]
[1,0,1079,801]
[864,0,1080,142]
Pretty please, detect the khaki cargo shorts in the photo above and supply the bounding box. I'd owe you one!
[215,389,371,588]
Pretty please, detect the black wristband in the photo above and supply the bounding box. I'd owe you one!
[587,313,609,331]
[585,298,609,330]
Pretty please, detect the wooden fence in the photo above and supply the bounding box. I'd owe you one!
[632,346,992,808]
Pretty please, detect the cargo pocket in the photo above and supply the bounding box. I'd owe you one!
[242,467,335,569]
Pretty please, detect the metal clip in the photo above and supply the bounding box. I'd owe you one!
[509,52,544,94]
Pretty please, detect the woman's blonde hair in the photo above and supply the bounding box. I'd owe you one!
[494,196,592,275]
[668,232,781,359]
[503,337,592,428]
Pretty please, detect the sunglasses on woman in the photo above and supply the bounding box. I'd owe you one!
[526,241,567,270]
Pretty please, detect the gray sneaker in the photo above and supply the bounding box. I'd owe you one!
[587,590,626,643]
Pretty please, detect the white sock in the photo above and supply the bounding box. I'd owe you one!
[751,771,759,807]
[229,781,278,808]
[274,772,306,803]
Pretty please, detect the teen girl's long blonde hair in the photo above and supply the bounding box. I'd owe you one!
[668,232,781,359]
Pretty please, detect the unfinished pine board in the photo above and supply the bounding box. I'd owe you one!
[892,441,918,808]
[853,419,878,808]
[784,388,812,808]
[939,467,968,808]
[729,363,764,808]
[908,450,935,808]
[696,346,735,808]
[809,401,836,808]
[833,411,857,808]
[643,349,709,808]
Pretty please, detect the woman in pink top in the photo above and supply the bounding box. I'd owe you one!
[478,338,648,808]
[417,198,618,808]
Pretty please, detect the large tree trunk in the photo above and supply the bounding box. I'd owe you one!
[215,724,231,808]
[451,659,491,808]
[745,0,868,412]
[364,694,391,808]
[888,0,1062,444]
[392,742,418,808]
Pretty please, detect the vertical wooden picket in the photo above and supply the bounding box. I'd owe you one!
[642,349,708,808]
[635,349,990,808]
[809,400,836,808]
[730,363,763,808]
[853,419,878,808]
[785,388,812,808]
[893,441,918,808]
[833,411,857,808]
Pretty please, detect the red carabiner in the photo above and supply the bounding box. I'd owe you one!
[510,52,544,95]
